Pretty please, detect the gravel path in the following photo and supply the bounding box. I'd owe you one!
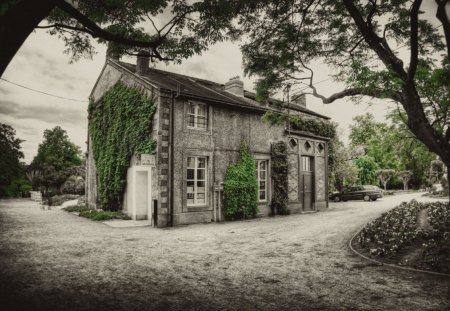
[0,193,449,311]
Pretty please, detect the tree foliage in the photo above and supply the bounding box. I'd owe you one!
[30,126,82,192]
[353,155,379,185]
[398,170,413,190]
[223,143,258,219]
[0,123,24,196]
[223,0,450,197]
[0,0,238,76]
[376,169,396,191]
[88,81,157,210]
[270,141,289,215]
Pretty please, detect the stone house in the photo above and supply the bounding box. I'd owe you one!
[86,52,331,227]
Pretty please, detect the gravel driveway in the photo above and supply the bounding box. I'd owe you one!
[0,193,449,311]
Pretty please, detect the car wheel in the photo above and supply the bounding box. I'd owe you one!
[363,194,370,202]
[334,196,341,202]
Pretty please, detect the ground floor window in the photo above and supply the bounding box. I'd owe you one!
[187,156,207,205]
[257,160,268,202]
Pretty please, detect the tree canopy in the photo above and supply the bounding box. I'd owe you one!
[30,126,82,192]
[229,0,450,183]
[0,123,25,196]
[0,0,236,75]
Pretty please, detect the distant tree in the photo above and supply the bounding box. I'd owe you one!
[354,155,379,185]
[0,123,24,197]
[376,169,396,191]
[430,158,445,184]
[398,171,413,191]
[31,126,81,192]
[332,141,359,191]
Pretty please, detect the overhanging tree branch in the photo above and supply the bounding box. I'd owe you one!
[55,0,165,49]
[407,0,422,83]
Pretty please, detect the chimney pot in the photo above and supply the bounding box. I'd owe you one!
[224,76,244,96]
[136,50,150,75]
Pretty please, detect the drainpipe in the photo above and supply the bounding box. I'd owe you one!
[168,92,175,227]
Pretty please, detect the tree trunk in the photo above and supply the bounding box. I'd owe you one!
[0,0,56,77]
[447,166,450,202]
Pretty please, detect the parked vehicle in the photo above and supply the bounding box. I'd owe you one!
[329,185,383,202]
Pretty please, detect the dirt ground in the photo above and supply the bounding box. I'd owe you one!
[0,193,449,311]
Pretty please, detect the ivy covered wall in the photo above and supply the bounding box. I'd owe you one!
[88,81,157,210]
[271,141,289,215]
[223,143,259,219]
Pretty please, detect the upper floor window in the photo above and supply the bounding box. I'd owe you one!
[257,160,268,202]
[187,102,207,129]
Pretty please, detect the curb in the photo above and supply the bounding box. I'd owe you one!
[348,226,450,278]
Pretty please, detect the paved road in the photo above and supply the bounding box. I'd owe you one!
[0,193,449,311]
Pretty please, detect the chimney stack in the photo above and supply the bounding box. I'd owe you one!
[291,94,306,108]
[224,76,244,96]
[136,50,150,75]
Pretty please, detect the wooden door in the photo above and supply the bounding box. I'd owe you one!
[300,156,314,211]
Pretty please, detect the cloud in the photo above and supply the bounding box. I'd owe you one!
[0,99,86,125]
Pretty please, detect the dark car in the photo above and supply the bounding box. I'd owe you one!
[329,185,383,202]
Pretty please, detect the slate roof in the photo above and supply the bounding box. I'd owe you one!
[116,61,330,120]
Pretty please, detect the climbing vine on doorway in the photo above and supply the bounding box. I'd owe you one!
[88,81,157,210]
[271,141,289,215]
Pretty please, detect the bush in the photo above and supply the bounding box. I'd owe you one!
[223,143,258,219]
[63,204,90,213]
[357,200,450,273]
[271,141,289,215]
[357,200,425,257]
[78,210,131,221]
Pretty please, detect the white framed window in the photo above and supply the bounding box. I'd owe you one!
[187,156,207,206]
[187,102,207,129]
[257,160,268,202]
[301,156,312,172]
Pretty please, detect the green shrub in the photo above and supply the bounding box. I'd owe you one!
[88,81,157,211]
[78,210,131,221]
[271,141,289,215]
[422,202,450,272]
[357,200,426,257]
[223,143,258,219]
[63,204,90,213]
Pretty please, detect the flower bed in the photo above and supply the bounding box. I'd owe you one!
[356,200,450,273]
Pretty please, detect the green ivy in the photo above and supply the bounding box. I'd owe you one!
[271,141,289,215]
[262,111,337,187]
[223,143,258,219]
[88,81,157,210]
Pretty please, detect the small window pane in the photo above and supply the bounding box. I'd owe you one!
[187,157,195,168]
[188,116,195,127]
[197,193,205,200]
[260,161,266,170]
[197,198,205,204]
[197,158,206,168]
[189,103,196,114]
[260,181,265,190]
[260,171,265,180]
[187,193,194,199]
[259,191,266,200]
[197,169,205,180]
[197,104,206,117]
[187,169,195,180]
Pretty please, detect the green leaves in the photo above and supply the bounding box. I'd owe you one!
[223,143,258,219]
[89,81,157,210]
[271,141,289,215]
